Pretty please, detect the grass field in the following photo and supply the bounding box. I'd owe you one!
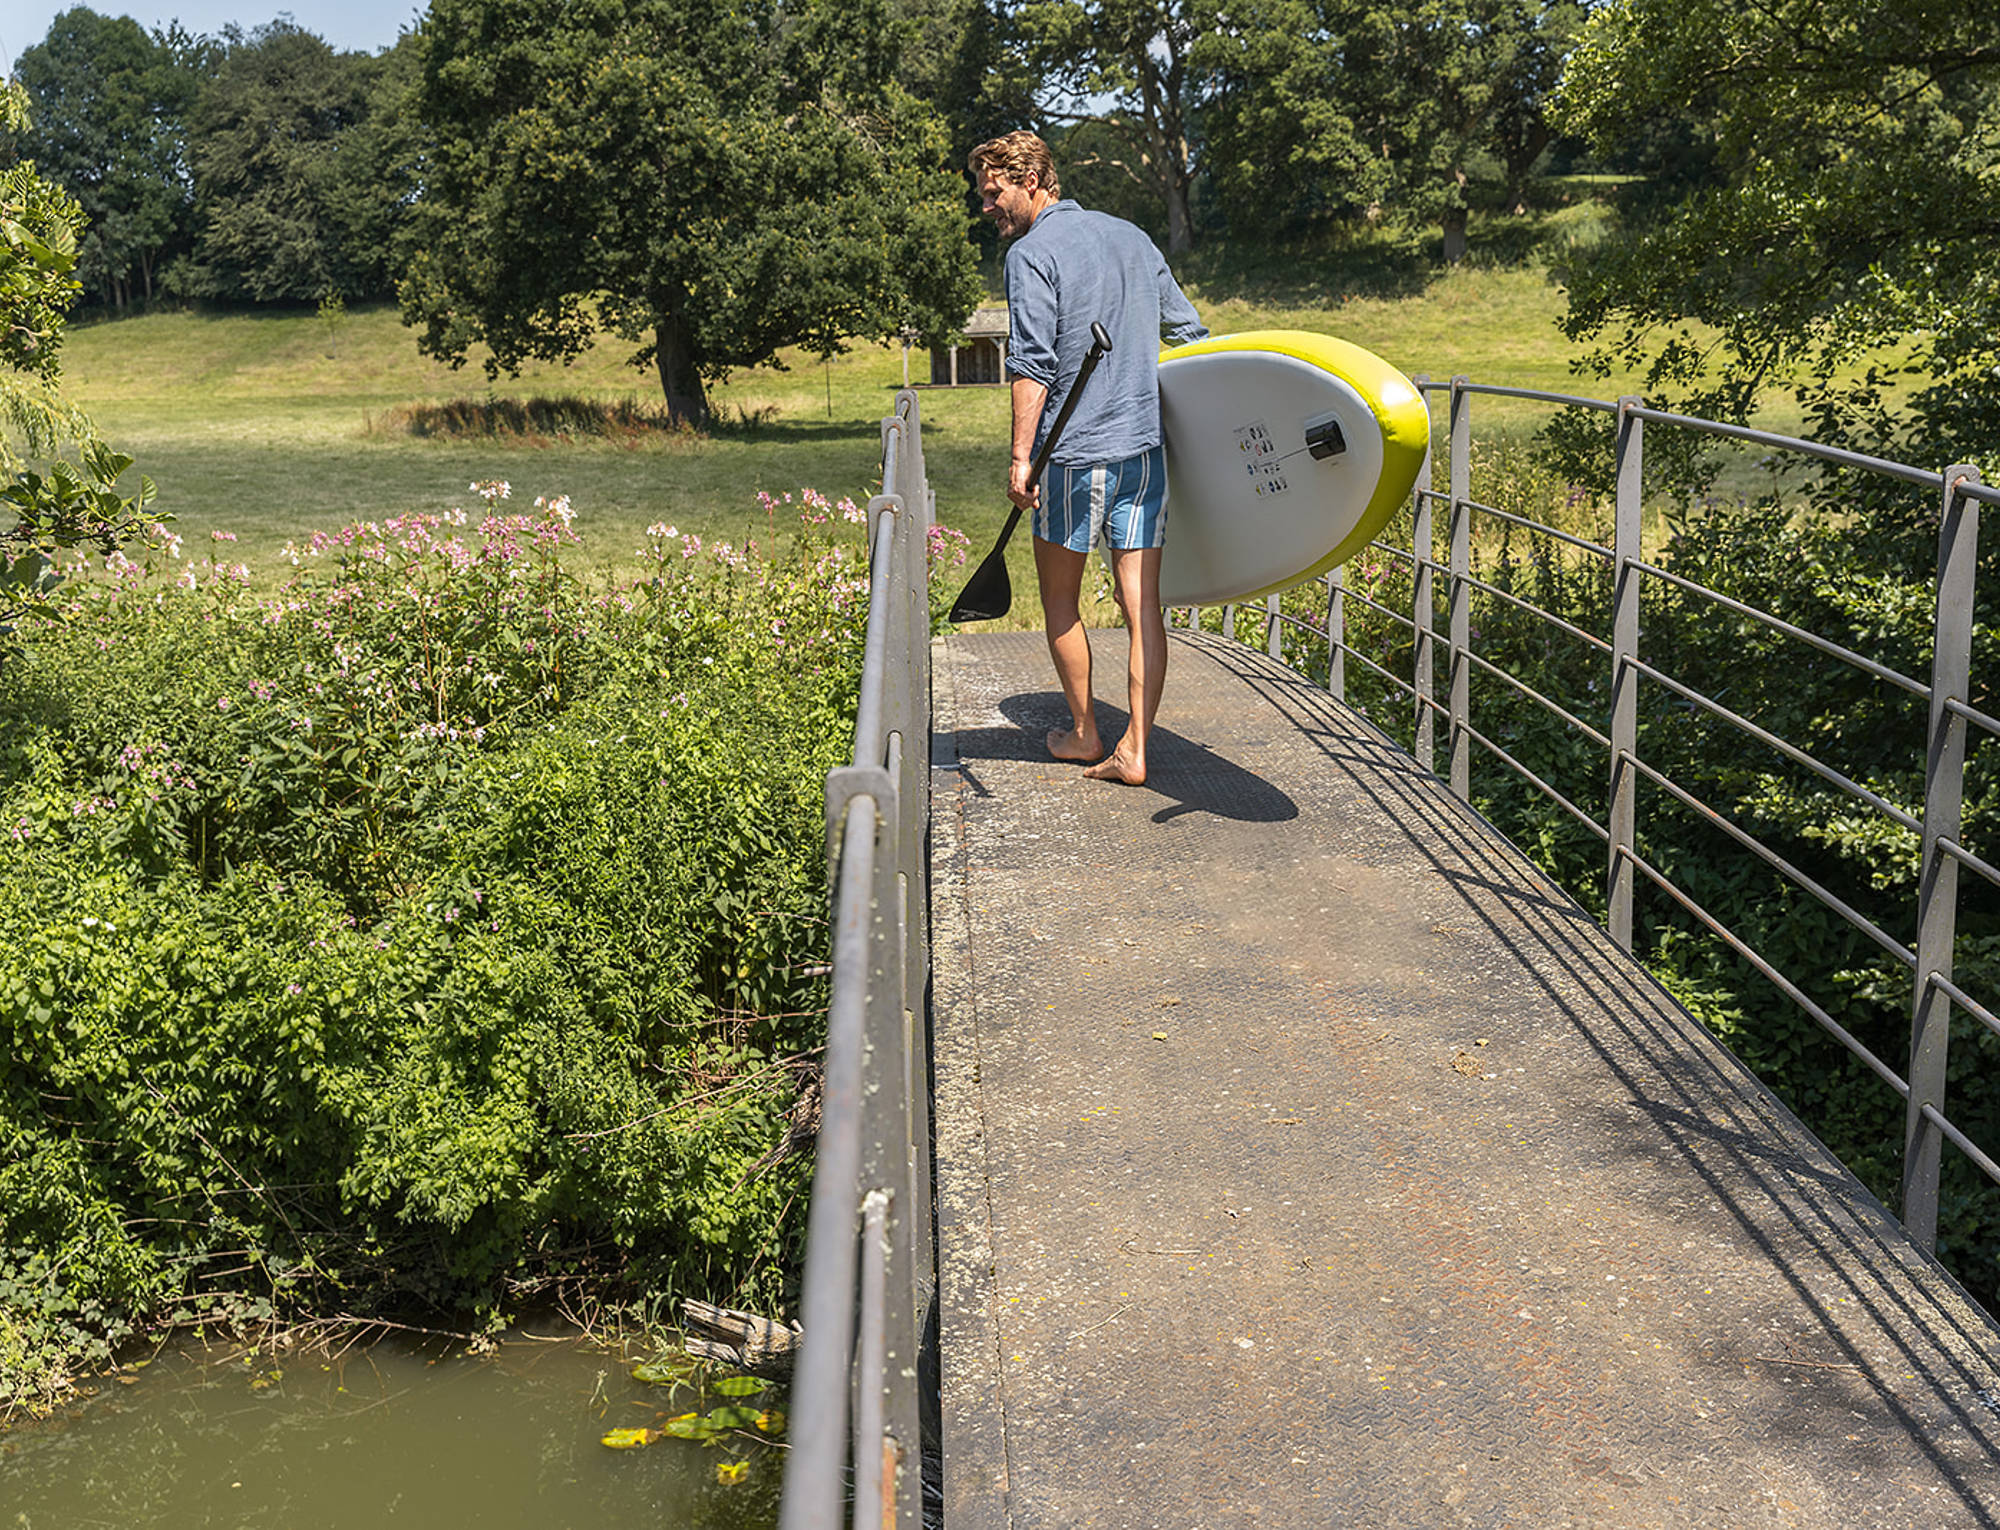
[45,237,1832,614]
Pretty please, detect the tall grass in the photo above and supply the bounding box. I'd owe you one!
[378,393,698,443]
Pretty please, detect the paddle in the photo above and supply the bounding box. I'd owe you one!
[948,321,1114,624]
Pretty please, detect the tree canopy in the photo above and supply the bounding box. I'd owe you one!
[1553,0,2000,471]
[175,22,414,303]
[10,7,210,309]
[1010,0,1584,256]
[401,0,984,424]
[0,81,160,623]
[1013,0,1205,252]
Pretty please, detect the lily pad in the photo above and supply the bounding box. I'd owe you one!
[600,1427,654,1450]
[659,1412,724,1441]
[711,1375,768,1397]
[630,1362,679,1386]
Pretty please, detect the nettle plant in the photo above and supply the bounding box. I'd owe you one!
[0,484,949,1410]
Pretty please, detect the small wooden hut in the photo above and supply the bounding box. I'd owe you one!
[905,307,1011,387]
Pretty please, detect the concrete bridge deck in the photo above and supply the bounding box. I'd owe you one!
[928,627,2000,1529]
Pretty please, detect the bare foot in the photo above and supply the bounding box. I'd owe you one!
[1083,749,1146,785]
[1047,726,1103,763]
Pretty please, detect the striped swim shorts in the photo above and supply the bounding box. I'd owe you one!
[1036,443,1169,554]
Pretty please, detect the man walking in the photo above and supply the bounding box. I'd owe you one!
[969,131,1207,786]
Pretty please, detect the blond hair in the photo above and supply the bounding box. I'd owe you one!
[968,131,1061,198]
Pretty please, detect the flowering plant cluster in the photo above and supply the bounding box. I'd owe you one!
[0,483,953,1411]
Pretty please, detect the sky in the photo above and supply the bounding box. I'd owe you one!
[2,1,423,71]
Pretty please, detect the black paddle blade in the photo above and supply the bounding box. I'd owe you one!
[948,543,1013,623]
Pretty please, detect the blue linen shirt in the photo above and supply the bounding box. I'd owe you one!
[1002,200,1208,468]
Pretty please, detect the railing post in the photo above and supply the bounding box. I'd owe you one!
[1905,464,1982,1249]
[1326,568,1345,699]
[1412,376,1434,772]
[1448,377,1472,800]
[1266,593,1282,660]
[1607,397,1644,952]
[859,777,922,1530]
[1221,602,1236,644]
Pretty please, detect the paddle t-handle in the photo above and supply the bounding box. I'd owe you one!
[948,322,1116,624]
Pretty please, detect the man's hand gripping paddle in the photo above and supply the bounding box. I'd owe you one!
[948,321,1114,624]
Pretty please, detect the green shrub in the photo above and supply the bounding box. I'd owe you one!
[0,482,889,1413]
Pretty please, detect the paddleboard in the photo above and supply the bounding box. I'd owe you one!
[1155,330,1429,606]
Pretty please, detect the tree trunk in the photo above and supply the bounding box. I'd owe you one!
[1502,122,1554,216]
[680,1300,801,1379]
[654,302,708,427]
[1165,176,1193,256]
[1136,22,1195,255]
[1441,206,1468,265]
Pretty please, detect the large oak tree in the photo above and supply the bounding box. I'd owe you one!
[401,0,983,425]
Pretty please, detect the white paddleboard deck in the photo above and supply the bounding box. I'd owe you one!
[1156,331,1429,607]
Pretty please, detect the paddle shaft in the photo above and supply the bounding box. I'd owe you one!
[992,322,1116,547]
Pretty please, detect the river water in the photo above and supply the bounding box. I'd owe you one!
[0,1330,783,1528]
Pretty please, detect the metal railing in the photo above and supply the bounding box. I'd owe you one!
[779,389,935,1530]
[1182,377,1998,1252]
[781,375,1997,1528]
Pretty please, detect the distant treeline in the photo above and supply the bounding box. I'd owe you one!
[4,11,416,310]
[1,0,1686,316]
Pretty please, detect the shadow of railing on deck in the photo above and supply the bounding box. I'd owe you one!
[1185,381,2000,1265]
[1199,632,2000,1525]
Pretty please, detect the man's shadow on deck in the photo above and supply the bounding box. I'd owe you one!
[941,692,1298,825]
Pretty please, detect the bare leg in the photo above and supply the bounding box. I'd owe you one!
[1033,536,1102,762]
[1085,546,1166,785]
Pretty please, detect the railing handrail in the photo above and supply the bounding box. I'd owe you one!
[780,389,933,1530]
[1189,374,1992,1261]
[1422,377,2000,505]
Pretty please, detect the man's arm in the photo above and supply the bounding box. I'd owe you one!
[1009,375,1050,511]
[1157,256,1208,346]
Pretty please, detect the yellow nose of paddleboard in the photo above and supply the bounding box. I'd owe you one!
[1156,330,1429,607]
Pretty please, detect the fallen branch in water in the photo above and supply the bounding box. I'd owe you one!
[681,1300,802,1379]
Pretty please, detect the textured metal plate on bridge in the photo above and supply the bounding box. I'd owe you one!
[930,628,2000,1530]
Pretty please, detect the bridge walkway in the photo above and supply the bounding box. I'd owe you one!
[928,627,2000,1529]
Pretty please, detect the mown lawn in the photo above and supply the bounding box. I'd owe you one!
[53,240,1842,616]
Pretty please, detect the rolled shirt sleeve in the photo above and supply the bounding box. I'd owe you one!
[1158,254,1208,348]
[1004,256,1060,389]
